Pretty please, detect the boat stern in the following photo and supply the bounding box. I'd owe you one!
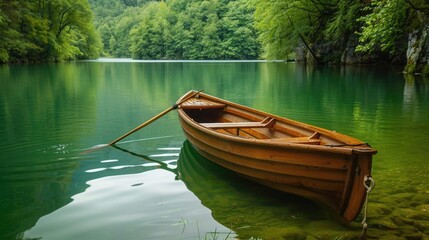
[339,149,375,222]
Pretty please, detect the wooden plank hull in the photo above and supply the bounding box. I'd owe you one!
[177,90,376,222]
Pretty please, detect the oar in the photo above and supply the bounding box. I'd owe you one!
[109,90,202,145]
[81,90,202,154]
[112,145,179,179]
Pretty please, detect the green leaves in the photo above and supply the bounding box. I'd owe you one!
[219,0,260,59]
[356,0,429,58]
[254,0,335,60]
[254,0,428,67]
[2,0,427,65]
[92,0,260,60]
[129,2,175,59]
[0,0,102,63]
[324,0,362,40]
[356,0,408,54]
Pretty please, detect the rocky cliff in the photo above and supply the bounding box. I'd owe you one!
[295,28,428,76]
[406,25,429,75]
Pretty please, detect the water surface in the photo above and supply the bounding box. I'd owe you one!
[1,61,428,239]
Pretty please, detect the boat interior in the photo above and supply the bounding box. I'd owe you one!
[180,97,331,145]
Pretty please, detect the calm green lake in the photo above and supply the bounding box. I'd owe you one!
[1,60,428,240]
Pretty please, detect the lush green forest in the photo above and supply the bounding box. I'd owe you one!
[254,0,428,68]
[1,0,428,74]
[0,0,102,63]
[89,0,259,59]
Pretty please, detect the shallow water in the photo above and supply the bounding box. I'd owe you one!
[0,61,428,239]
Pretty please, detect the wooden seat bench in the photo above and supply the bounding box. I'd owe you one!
[268,132,322,144]
[201,117,275,129]
[268,137,322,145]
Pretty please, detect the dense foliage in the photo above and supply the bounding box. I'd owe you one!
[89,0,260,59]
[254,0,428,67]
[1,0,427,72]
[357,0,429,53]
[0,0,102,63]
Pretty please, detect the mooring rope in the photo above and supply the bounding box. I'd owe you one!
[361,175,375,240]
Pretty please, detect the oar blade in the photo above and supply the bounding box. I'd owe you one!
[80,143,109,155]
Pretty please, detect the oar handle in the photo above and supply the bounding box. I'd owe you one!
[108,90,202,146]
[108,107,172,145]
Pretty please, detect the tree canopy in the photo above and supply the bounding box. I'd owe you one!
[254,0,428,68]
[0,0,102,63]
[357,0,428,55]
[1,0,428,74]
[90,0,260,59]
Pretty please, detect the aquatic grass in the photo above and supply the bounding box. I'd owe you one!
[314,235,357,240]
[174,216,189,234]
[201,228,235,240]
[176,217,235,240]
[195,220,235,240]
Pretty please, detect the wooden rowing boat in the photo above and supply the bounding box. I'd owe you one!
[176,90,377,222]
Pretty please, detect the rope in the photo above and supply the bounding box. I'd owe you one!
[361,175,375,240]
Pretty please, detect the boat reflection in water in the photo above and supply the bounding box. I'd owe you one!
[177,141,330,239]
[115,141,353,239]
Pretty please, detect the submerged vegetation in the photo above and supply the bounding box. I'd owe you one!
[0,0,428,74]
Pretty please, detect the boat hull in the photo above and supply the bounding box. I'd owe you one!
[177,90,375,222]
